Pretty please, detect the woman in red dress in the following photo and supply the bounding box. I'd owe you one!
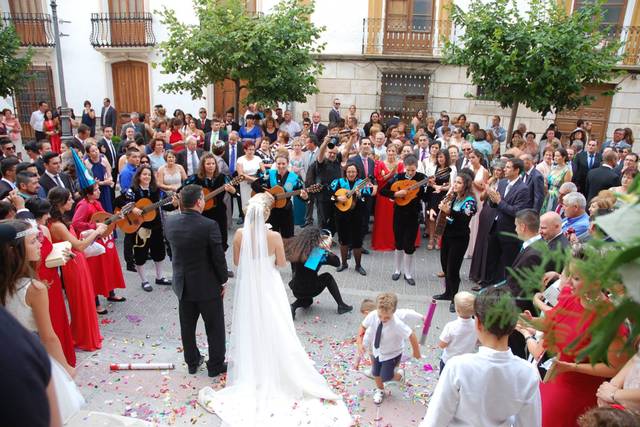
[26,197,76,367]
[169,118,185,153]
[372,144,404,251]
[71,183,126,314]
[48,187,106,351]
[44,109,62,153]
[539,268,630,427]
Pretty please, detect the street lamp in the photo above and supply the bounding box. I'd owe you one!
[50,0,72,143]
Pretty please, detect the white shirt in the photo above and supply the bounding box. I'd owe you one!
[30,110,45,132]
[45,170,65,189]
[522,235,541,250]
[420,347,541,427]
[1,177,16,190]
[439,317,478,363]
[418,159,437,177]
[279,120,302,136]
[373,145,387,161]
[362,310,412,362]
[186,149,200,175]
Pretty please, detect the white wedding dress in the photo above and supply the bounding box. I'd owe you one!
[198,202,352,426]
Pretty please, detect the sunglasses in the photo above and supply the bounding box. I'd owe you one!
[5,145,16,150]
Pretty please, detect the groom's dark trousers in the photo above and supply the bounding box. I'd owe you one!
[165,209,229,373]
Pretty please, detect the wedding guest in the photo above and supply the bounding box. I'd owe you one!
[43,109,61,154]
[156,150,186,193]
[81,101,96,137]
[536,145,555,179]
[464,149,489,258]
[148,137,167,172]
[437,291,478,373]
[169,118,185,153]
[84,142,114,213]
[372,145,404,251]
[541,147,573,212]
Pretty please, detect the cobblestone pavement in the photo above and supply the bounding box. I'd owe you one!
[74,222,475,426]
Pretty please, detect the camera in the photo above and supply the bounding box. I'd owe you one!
[327,136,340,149]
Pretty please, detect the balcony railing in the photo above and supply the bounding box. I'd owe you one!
[90,12,155,48]
[611,26,640,66]
[0,12,55,48]
[362,18,453,57]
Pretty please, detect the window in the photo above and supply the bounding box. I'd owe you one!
[383,0,435,53]
[573,0,627,28]
[9,0,43,14]
[15,66,56,139]
[108,0,144,14]
[380,72,430,122]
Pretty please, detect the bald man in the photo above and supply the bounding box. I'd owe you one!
[539,212,569,272]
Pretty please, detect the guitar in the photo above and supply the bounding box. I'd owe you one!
[434,192,455,239]
[333,177,371,212]
[266,183,323,209]
[202,175,245,210]
[115,193,176,234]
[391,176,430,206]
[90,202,135,238]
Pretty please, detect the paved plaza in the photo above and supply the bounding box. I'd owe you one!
[74,223,476,426]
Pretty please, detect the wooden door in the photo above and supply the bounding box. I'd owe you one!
[15,66,56,139]
[9,0,47,46]
[555,84,614,145]
[112,61,150,127]
[108,0,145,46]
[383,0,434,54]
[214,79,249,119]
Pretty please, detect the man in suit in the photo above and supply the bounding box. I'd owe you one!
[203,119,229,152]
[0,156,19,195]
[38,152,76,199]
[457,141,473,171]
[539,211,569,273]
[572,139,601,195]
[347,138,377,248]
[223,111,240,134]
[302,135,319,227]
[585,149,620,205]
[120,112,146,141]
[329,98,341,125]
[177,137,204,177]
[482,158,531,287]
[195,108,212,134]
[98,126,118,174]
[223,131,245,223]
[164,184,229,377]
[310,111,328,142]
[100,98,117,130]
[520,154,545,212]
[615,152,638,176]
[69,124,90,154]
[414,134,430,162]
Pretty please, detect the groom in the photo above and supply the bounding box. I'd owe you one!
[165,184,229,377]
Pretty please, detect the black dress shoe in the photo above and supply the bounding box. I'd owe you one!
[449,302,456,313]
[391,272,401,281]
[208,362,228,378]
[155,277,172,286]
[356,266,367,276]
[337,304,353,314]
[126,262,136,272]
[141,282,153,292]
[361,248,370,255]
[404,275,416,286]
[336,264,348,272]
[188,355,205,374]
[227,270,234,278]
[433,293,452,301]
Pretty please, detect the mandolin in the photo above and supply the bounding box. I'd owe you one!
[202,175,245,210]
[434,192,455,239]
[115,193,176,234]
[333,177,371,212]
[391,176,430,206]
[90,202,135,238]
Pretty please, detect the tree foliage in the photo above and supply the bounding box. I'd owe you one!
[443,0,623,143]
[156,0,325,116]
[0,25,33,98]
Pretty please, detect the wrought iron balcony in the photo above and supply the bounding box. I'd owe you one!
[362,18,453,57]
[0,12,55,48]
[90,12,155,48]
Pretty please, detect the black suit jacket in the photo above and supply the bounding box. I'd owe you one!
[329,109,341,125]
[0,179,13,197]
[585,165,620,204]
[69,136,86,154]
[490,178,531,237]
[100,106,117,130]
[203,130,229,152]
[224,120,240,133]
[507,244,542,312]
[523,168,545,213]
[347,155,376,182]
[572,151,602,194]
[97,138,118,172]
[164,210,228,301]
[222,142,244,171]
[176,148,204,175]
[546,233,570,272]
[310,123,328,142]
[39,172,74,197]
[195,118,212,134]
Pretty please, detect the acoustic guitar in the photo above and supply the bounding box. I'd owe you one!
[434,192,455,240]
[90,202,135,238]
[255,183,323,209]
[333,177,371,212]
[202,175,245,211]
[115,193,176,234]
[391,176,430,206]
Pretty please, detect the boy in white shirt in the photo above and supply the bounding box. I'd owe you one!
[438,291,478,373]
[420,287,541,427]
[357,293,421,404]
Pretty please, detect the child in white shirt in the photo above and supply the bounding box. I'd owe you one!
[357,293,421,405]
[438,291,478,374]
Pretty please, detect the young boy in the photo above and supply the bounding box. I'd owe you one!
[420,288,541,427]
[438,291,478,373]
[357,293,421,404]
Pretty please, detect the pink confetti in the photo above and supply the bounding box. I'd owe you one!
[423,364,433,372]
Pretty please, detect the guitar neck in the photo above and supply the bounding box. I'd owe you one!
[347,180,368,197]
[204,186,225,201]
[142,196,173,213]
[406,177,430,192]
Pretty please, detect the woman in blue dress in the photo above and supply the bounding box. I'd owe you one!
[85,142,114,212]
[289,139,307,226]
[81,100,97,137]
[239,113,263,141]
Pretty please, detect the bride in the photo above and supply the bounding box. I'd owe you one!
[199,193,352,426]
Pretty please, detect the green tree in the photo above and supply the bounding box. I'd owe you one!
[0,25,33,98]
[156,0,325,119]
[443,0,622,145]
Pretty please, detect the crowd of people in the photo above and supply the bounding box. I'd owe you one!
[1,97,639,426]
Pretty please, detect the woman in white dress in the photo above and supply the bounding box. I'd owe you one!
[199,193,351,426]
[236,140,265,211]
[464,149,489,258]
[156,150,186,193]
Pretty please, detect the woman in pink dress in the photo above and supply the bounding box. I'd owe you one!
[48,187,105,351]
[464,149,489,258]
[71,183,126,315]
[372,145,404,251]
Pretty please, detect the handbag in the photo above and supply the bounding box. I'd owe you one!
[80,230,106,258]
[45,241,72,268]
